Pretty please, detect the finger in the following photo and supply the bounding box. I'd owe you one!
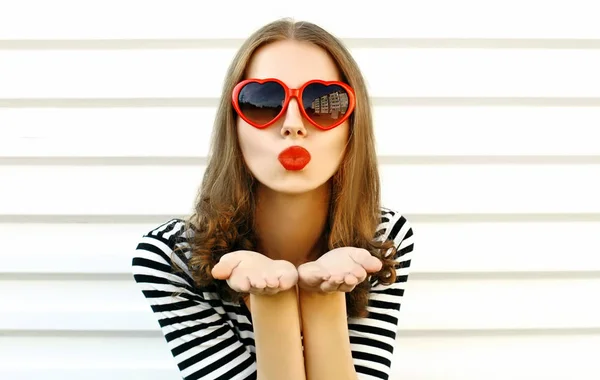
[320,278,341,293]
[320,274,345,293]
[211,254,242,280]
[264,274,280,289]
[261,276,281,295]
[328,273,346,284]
[350,266,368,283]
[338,283,356,292]
[278,270,299,290]
[336,273,358,292]
[261,286,280,295]
[350,249,383,273]
[229,275,251,293]
[249,274,267,290]
[275,262,298,287]
[299,263,330,282]
[248,287,267,295]
[344,273,359,287]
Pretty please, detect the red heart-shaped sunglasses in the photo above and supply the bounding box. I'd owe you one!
[232,78,356,130]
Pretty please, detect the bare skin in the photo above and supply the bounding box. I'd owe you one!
[253,181,330,268]
[211,193,382,380]
[211,39,379,380]
[297,247,383,293]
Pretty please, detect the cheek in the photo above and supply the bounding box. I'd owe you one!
[326,124,350,154]
[311,125,349,167]
[237,121,257,154]
[237,122,270,164]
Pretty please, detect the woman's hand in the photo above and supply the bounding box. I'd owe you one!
[211,250,298,295]
[297,247,382,293]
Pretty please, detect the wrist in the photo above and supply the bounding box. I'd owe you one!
[250,286,298,304]
[299,288,346,307]
[299,289,349,337]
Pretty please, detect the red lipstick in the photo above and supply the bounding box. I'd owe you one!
[278,146,311,171]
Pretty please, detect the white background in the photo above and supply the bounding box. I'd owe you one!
[1,0,600,378]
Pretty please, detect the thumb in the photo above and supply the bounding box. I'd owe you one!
[211,253,242,280]
[351,249,383,273]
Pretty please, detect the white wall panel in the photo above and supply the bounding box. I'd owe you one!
[3,106,600,157]
[2,49,600,99]
[391,334,600,380]
[1,0,599,39]
[1,335,599,380]
[0,336,179,379]
[2,0,599,379]
[1,165,600,215]
[3,277,599,331]
[3,222,600,274]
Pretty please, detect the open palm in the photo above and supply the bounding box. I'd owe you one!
[212,250,298,295]
[297,247,382,292]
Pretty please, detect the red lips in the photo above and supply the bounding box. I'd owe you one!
[278,146,311,171]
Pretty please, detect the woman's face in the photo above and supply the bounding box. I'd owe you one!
[236,40,350,195]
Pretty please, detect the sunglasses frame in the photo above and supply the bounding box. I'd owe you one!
[231,78,356,130]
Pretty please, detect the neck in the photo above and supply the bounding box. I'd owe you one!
[254,182,331,267]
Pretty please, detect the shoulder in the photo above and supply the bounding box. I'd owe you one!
[376,207,414,248]
[131,218,196,285]
[140,218,190,247]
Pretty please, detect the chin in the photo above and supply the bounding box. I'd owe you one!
[264,180,324,195]
[254,173,335,196]
[250,164,339,196]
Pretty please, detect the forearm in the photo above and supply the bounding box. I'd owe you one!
[250,288,306,380]
[299,290,357,380]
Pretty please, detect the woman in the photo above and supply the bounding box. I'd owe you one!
[132,18,414,380]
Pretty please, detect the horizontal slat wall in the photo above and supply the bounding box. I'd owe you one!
[5,257,600,348]
[3,222,600,274]
[1,165,600,215]
[3,107,600,157]
[1,0,599,379]
[2,335,599,380]
[2,49,600,98]
[2,277,600,331]
[1,0,599,39]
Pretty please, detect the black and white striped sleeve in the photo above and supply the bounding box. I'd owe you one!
[131,219,257,380]
[347,212,415,380]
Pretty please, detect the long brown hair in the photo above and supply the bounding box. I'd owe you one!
[179,18,397,318]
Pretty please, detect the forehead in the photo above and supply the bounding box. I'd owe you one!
[245,40,341,87]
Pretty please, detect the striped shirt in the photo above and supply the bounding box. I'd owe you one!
[131,208,414,380]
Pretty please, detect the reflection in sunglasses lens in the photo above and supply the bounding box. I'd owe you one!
[302,83,349,128]
[238,82,286,126]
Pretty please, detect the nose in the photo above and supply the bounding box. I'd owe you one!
[280,98,307,138]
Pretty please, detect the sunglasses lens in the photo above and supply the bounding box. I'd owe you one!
[302,83,351,129]
[237,81,286,126]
